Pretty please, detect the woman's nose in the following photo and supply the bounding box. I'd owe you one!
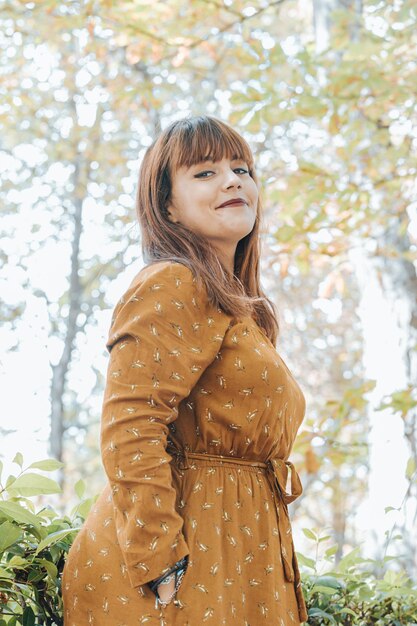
[223,170,241,188]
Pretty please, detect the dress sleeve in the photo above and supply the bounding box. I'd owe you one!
[100,261,231,588]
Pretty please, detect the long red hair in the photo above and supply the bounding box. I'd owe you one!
[136,115,279,345]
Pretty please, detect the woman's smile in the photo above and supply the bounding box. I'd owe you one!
[216,198,248,209]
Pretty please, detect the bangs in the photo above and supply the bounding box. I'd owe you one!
[166,116,255,173]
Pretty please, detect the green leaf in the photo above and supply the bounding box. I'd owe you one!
[35,527,78,555]
[12,452,24,468]
[308,607,336,622]
[29,458,64,472]
[22,606,35,626]
[37,506,58,521]
[406,457,416,480]
[0,501,41,529]
[0,460,3,482]
[314,575,343,590]
[0,521,21,552]
[8,555,27,567]
[338,607,358,617]
[312,584,339,595]
[0,565,13,578]
[6,473,61,497]
[382,569,406,586]
[296,551,316,569]
[358,585,373,601]
[40,558,58,579]
[75,478,86,499]
[338,546,363,570]
[6,474,16,488]
[302,528,318,541]
[27,569,43,584]
[71,495,98,520]
[325,545,338,557]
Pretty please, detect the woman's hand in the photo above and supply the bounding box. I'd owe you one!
[157,575,176,605]
[149,556,187,607]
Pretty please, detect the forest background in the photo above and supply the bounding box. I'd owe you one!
[0,0,416,588]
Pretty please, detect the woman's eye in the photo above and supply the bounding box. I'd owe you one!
[195,167,249,178]
[195,171,213,178]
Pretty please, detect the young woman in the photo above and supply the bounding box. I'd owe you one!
[62,115,308,625]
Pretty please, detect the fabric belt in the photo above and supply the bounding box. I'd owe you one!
[169,448,303,584]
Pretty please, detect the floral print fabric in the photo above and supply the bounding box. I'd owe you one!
[62,261,308,625]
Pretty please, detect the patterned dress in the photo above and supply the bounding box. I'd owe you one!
[62,261,308,625]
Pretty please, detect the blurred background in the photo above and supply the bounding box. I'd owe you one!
[1,0,416,582]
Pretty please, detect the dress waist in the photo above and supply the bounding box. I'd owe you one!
[175,450,270,471]
[168,447,303,584]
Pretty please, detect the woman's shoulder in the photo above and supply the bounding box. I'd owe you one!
[125,260,197,296]
[107,260,230,345]
[111,261,202,319]
[133,260,194,283]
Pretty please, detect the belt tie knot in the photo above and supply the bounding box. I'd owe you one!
[266,458,303,582]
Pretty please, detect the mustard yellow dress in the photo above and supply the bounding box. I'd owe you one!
[62,261,308,625]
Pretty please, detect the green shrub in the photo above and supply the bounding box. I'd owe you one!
[0,453,96,626]
[299,528,417,625]
[0,454,416,625]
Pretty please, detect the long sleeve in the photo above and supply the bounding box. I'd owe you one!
[100,261,231,588]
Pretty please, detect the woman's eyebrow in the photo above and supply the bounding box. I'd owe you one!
[196,154,246,164]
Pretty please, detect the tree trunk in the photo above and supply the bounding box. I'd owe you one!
[49,159,83,469]
[313,0,362,53]
[349,218,417,576]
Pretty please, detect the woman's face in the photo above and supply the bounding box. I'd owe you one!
[166,156,259,253]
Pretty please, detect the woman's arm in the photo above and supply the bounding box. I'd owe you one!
[100,262,231,589]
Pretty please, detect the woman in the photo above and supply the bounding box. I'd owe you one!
[62,115,308,625]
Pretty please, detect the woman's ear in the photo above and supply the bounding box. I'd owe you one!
[166,203,179,224]
[166,212,177,224]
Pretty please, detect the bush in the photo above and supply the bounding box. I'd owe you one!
[0,454,416,625]
[299,529,417,625]
[0,453,96,626]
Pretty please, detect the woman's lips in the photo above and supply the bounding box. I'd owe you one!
[216,200,247,208]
